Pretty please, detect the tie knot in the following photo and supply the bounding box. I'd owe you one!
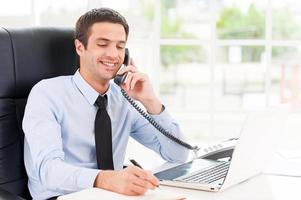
[95,95,107,110]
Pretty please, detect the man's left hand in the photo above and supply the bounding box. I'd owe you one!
[117,59,163,114]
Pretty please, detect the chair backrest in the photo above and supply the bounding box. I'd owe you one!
[0,27,77,199]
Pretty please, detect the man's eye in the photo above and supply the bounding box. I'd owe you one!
[97,44,106,47]
[117,46,125,50]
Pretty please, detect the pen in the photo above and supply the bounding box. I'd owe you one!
[129,159,161,188]
[129,159,143,169]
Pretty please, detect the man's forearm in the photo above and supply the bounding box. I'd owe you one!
[142,97,163,115]
[40,158,100,193]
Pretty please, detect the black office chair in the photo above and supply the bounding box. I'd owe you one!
[0,27,78,199]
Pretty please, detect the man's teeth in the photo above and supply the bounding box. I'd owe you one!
[102,62,115,67]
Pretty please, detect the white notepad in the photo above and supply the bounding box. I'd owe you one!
[58,187,186,200]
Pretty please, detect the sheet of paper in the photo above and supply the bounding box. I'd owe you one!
[278,149,301,159]
[58,187,186,200]
[264,152,301,177]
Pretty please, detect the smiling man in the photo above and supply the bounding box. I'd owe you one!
[23,8,188,200]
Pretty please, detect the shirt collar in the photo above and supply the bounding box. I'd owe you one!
[72,69,111,106]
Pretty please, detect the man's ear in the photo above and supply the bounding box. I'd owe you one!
[74,39,85,56]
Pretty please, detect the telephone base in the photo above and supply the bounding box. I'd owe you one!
[194,138,238,161]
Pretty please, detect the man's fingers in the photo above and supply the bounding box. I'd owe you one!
[122,72,133,91]
[130,183,148,195]
[117,65,137,75]
[132,175,156,190]
[95,168,159,196]
[122,73,147,91]
[127,166,159,187]
[131,175,147,187]
[144,171,159,187]
[129,73,147,90]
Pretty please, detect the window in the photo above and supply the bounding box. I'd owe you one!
[2,0,301,148]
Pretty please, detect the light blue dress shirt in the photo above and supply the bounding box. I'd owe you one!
[23,70,188,200]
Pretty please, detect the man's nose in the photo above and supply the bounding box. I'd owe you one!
[106,46,119,58]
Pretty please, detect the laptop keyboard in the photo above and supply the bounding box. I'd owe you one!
[176,162,230,184]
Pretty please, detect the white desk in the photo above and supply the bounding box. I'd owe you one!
[159,174,301,199]
[59,152,301,199]
[58,174,301,200]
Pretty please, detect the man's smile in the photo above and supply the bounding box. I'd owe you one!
[101,61,117,67]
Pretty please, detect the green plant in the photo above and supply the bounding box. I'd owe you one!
[160,0,203,68]
[217,4,265,39]
[216,4,265,62]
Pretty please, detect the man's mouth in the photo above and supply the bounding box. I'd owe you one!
[101,61,118,67]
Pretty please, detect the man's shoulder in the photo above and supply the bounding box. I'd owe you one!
[34,75,72,89]
[30,75,73,97]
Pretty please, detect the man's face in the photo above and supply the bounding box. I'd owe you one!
[76,22,126,84]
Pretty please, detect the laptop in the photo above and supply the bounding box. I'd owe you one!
[154,107,287,192]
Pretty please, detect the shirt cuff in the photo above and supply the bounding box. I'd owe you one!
[77,168,100,190]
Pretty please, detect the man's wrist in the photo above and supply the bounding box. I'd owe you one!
[144,99,164,115]
[93,172,101,188]
[94,170,110,189]
[159,104,165,113]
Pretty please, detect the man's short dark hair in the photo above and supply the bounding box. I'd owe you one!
[75,8,129,48]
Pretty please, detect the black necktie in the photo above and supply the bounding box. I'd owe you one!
[94,95,114,170]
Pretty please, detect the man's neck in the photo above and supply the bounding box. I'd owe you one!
[91,81,110,95]
[79,69,110,95]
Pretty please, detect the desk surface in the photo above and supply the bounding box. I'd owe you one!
[59,153,301,199]
[58,174,301,200]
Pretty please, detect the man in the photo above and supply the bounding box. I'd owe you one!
[23,8,188,199]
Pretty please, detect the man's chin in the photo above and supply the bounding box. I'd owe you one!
[98,70,116,79]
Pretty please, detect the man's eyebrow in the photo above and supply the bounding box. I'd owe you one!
[95,37,126,44]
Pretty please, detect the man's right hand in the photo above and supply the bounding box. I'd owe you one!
[94,166,159,196]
